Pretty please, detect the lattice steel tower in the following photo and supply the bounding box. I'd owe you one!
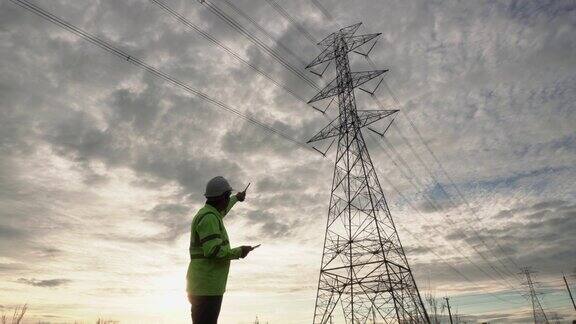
[306,23,429,324]
[521,267,549,324]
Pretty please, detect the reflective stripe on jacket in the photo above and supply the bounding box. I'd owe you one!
[186,196,242,295]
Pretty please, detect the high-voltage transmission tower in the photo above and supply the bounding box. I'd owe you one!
[306,23,430,324]
[521,267,549,324]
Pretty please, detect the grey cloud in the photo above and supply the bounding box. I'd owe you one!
[257,176,299,192]
[256,191,327,211]
[44,110,122,165]
[0,263,26,272]
[107,87,163,132]
[502,1,576,23]
[134,155,242,196]
[220,115,310,156]
[530,199,568,211]
[98,202,192,244]
[492,198,572,220]
[44,105,242,197]
[243,210,293,239]
[37,247,62,257]
[4,0,255,195]
[0,155,85,261]
[429,201,576,284]
[405,245,431,255]
[142,203,191,243]
[17,278,72,288]
[255,163,325,193]
[524,209,549,220]
[532,199,569,213]
[493,210,514,219]
[0,224,25,239]
[558,204,576,213]
[443,231,462,241]
[417,200,440,214]
[88,287,142,297]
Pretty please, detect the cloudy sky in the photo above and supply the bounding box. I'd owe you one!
[1,0,575,323]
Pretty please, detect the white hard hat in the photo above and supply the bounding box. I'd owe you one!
[204,176,233,198]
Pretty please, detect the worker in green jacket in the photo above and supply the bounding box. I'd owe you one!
[186,176,256,324]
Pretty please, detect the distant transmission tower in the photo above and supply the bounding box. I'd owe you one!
[520,267,549,324]
[306,23,430,324]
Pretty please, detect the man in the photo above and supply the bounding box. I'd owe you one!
[186,176,255,324]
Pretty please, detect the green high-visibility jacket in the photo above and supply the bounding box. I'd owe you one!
[186,195,243,296]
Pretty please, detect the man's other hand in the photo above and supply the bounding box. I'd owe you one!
[240,245,252,258]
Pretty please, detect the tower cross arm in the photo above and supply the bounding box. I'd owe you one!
[307,33,382,68]
[307,110,397,144]
[307,115,341,143]
[346,33,381,54]
[308,69,389,103]
[317,22,362,47]
[356,109,398,129]
[306,45,338,69]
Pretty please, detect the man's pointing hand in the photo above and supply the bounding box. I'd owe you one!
[240,246,252,258]
[236,182,250,202]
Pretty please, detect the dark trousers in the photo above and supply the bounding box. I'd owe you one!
[190,295,223,324]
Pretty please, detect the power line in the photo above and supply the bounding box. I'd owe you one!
[263,0,318,46]
[10,0,315,154]
[449,291,526,300]
[396,109,523,271]
[396,223,521,305]
[372,156,524,305]
[364,69,524,280]
[450,296,566,308]
[381,77,523,273]
[307,0,333,21]
[219,0,308,66]
[377,133,520,284]
[363,66,524,281]
[365,56,520,280]
[388,121,523,281]
[369,133,524,295]
[375,154,524,300]
[200,0,320,90]
[149,0,311,106]
[379,138,524,294]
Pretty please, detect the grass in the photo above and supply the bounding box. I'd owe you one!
[1,304,27,324]
[1,305,118,324]
[96,319,119,324]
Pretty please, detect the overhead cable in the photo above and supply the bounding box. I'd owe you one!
[369,133,525,294]
[380,75,523,273]
[149,0,310,105]
[362,61,523,280]
[390,120,523,280]
[379,135,523,291]
[219,0,309,67]
[373,149,525,299]
[200,0,320,90]
[263,0,318,46]
[10,0,315,153]
[308,0,333,21]
[378,116,521,281]
[397,222,522,305]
